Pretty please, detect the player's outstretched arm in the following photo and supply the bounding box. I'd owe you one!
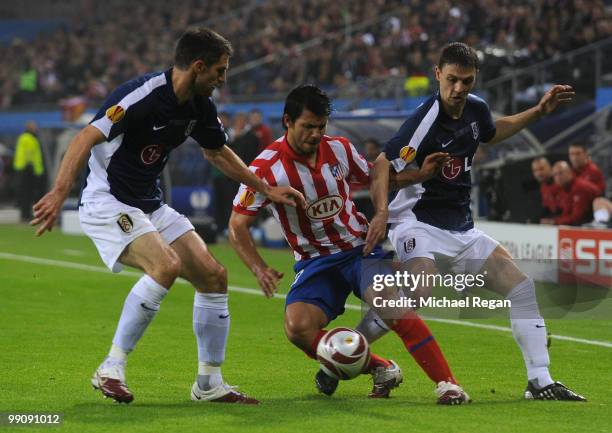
[31,125,105,236]
[364,153,391,255]
[390,152,451,190]
[228,211,284,298]
[488,85,574,145]
[202,146,305,208]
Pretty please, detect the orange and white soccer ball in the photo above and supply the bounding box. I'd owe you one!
[316,327,370,380]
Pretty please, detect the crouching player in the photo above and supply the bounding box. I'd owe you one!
[228,84,470,404]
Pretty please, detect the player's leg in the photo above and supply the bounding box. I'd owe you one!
[471,240,585,401]
[284,301,330,356]
[81,201,181,403]
[286,269,396,397]
[157,207,256,404]
[285,301,342,396]
[111,230,181,352]
[91,232,180,403]
[357,221,470,403]
[359,255,468,403]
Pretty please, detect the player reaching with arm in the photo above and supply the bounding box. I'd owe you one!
[31,27,304,405]
[363,42,585,401]
[229,85,470,404]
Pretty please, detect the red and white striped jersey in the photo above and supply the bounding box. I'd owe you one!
[232,134,370,261]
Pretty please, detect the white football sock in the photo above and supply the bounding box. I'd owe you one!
[108,344,127,363]
[109,275,168,359]
[355,308,390,343]
[197,363,223,390]
[194,292,229,390]
[507,277,553,387]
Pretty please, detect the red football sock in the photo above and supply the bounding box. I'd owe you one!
[391,311,456,384]
[304,329,327,360]
[365,353,392,373]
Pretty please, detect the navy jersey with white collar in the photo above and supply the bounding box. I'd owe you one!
[384,92,496,231]
[82,69,227,213]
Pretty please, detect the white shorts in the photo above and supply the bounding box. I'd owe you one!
[79,195,194,273]
[388,218,499,275]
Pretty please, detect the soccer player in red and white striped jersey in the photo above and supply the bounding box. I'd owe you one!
[232,124,370,261]
[229,85,469,403]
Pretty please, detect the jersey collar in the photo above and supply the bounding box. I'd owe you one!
[280,133,325,169]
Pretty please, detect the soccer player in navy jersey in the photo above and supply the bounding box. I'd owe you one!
[31,27,305,404]
[229,85,471,404]
[364,42,585,401]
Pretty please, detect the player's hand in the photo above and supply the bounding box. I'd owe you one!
[364,210,388,256]
[419,152,451,180]
[254,266,284,298]
[265,185,306,209]
[537,85,575,115]
[30,188,67,236]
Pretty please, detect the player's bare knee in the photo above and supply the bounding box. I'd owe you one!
[284,314,317,346]
[483,248,526,295]
[215,264,228,288]
[205,263,228,293]
[151,249,181,287]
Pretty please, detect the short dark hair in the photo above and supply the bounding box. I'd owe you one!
[283,84,332,128]
[438,42,479,70]
[174,27,233,69]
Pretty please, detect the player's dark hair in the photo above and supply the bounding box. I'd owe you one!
[283,84,332,129]
[174,27,233,69]
[438,42,479,70]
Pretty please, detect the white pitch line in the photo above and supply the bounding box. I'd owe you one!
[2,251,611,349]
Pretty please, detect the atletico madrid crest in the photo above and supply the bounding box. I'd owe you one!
[330,163,346,180]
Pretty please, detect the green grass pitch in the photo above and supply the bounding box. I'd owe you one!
[0,224,610,433]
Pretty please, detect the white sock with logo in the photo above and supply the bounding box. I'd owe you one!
[507,277,553,388]
[107,275,168,363]
[194,292,230,390]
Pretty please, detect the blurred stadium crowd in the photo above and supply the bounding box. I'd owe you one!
[1,0,612,108]
[0,0,610,233]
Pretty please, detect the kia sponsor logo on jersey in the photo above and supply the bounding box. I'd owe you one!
[306,195,343,220]
[558,228,612,286]
[141,144,163,165]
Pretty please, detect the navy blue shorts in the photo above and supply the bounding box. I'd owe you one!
[285,246,392,321]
